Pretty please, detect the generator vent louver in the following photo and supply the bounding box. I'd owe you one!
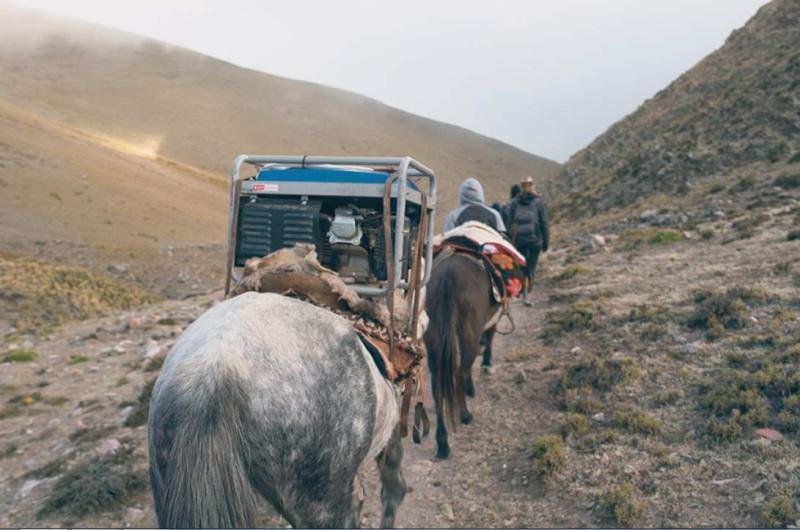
[234,197,322,266]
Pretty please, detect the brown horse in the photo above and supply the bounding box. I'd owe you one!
[423,250,501,459]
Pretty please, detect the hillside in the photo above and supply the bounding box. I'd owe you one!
[0,2,559,238]
[551,0,799,220]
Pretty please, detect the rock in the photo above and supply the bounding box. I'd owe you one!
[755,428,783,442]
[654,213,674,225]
[640,209,658,222]
[39,426,58,440]
[22,339,34,350]
[108,264,129,274]
[23,459,38,471]
[591,234,606,250]
[749,438,771,448]
[126,507,146,523]
[18,479,50,499]
[120,406,134,425]
[97,438,121,456]
[591,412,605,422]
[570,346,583,354]
[143,344,167,361]
[122,316,143,332]
[440,502,455,521]
[87,366,100,373]
[514,371,527,384]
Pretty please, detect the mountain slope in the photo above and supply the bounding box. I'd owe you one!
[552,0,799,219]
[0,2,560,239]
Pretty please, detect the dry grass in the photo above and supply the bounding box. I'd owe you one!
[0,255,159,332]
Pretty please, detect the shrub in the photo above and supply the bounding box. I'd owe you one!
[531,434,567,479]
[617,229,685,251]
[687,288,755,335]
[640,323,668,342]
[760,496,797,528]
[652,389,681,406]
[699,227,716,240]
[560,387,603,414]
[542,302,601,340]
[611,406,661,435]
[38,446,146,518]
[730,175,758,193]
[774,173,800,190]
[601,483,645,528]
[560,413,590,439]
[68,355,88,365]
[648,230,685,245]
[560,356,640,393]
[554,266,591,281]
[575,429,620,453]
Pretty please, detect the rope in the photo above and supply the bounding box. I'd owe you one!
[495,300,516,335]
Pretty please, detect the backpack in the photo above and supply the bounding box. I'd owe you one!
[456,204,498,230]
[512,199,541,246]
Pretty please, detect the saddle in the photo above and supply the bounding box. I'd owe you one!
[230,243,430,442]
[433,222,527,303]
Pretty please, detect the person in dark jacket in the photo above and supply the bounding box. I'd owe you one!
[510,176,549,305]
[499,184,520,228]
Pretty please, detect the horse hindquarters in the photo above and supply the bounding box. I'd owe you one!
[149,375,257,528]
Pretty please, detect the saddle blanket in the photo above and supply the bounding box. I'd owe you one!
[433,221,526,266]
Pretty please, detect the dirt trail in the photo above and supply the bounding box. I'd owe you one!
[359,291,591,529]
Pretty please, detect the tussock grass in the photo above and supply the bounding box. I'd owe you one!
[760,496,798,528]
[601,483,645,528]
[0,255,159,332]
[531,434,567,479]
[38,445,146,518]
[2,350,37,363]
[611,405,661,436]
[554,266,591,281]
[543,302,603,341]
[617,228,685,251]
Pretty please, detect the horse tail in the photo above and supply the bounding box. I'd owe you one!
[150,374,257,528]
[427,261,462,428]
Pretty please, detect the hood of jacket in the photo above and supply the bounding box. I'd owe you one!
[459,177,485,206]
[517,191,539,205]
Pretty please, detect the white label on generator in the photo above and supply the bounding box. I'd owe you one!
[263,183,279,192]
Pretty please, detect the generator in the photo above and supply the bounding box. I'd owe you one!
[224,155,437,299]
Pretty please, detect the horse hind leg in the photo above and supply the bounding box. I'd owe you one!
[459,340,479,424]
[377,427,406,528]
[481,327,497,369]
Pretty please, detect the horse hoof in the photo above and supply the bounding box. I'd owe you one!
[482,365,495,375]
[461,412,473,425]
[436,445,450,459]
[465,385,476,398]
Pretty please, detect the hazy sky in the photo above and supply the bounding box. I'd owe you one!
[11,0,769,162]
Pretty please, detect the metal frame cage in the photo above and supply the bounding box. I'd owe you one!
[224,155,437,299]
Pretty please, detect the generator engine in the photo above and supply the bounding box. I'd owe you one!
[232,164,421,286]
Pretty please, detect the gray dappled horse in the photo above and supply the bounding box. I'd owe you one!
[424,251,500,459]
[148,292,406,528]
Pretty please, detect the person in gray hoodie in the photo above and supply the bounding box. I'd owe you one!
[443,177,507,234]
